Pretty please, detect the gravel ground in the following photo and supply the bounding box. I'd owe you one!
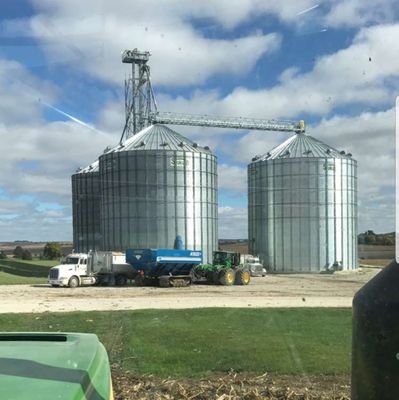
[0,267,380,314]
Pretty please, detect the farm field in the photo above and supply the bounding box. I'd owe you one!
[0,256,386,399]
[0,308,351,399]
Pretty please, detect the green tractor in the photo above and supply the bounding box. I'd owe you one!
[194,251,251,286]
[0,332,113,399]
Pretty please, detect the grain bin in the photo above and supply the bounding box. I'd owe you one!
[72,161,102,252]
[99,124,217,263]
[248,133,357,273]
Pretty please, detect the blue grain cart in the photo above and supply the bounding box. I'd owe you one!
[126,248,202,287]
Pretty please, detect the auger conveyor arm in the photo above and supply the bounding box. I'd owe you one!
[150,112,305,133]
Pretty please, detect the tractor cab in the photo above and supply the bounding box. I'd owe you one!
[212,251,240,268]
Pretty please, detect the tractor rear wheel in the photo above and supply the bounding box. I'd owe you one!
[219,268,235,286]
[235,269,251,285]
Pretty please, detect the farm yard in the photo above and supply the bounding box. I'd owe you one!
[0,254,388,399]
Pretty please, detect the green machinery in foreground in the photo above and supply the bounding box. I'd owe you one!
[0,332,113,400]
[193,251,251,286]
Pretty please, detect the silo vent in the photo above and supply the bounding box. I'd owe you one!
[340,150,346,155]
[193,143,198,148]
[326,149,331,155]
[103,146,112,153]
[178,141,185,147]
[135,141,146,148]
[160,142,169,147]
[347,153,352,157]
[204,146,210,150]
[304,150,313,155]
[252,155,260,162]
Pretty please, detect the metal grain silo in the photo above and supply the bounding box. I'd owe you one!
[72,161,102,252]
[99,124,217,263]
[248,133,357,273]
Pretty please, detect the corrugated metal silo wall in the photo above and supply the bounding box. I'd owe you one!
[72,172,102,252]
[99,150,217,263]
[248,157,358,272]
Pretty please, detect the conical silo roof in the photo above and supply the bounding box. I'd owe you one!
[116,124,211,153]
[252,133,352,162]
[77,160,99,173]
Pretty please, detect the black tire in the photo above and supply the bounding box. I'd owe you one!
[235,269,251,285]
[68,276,79,288]
[115,275,127,286]
[205,271,215,284]
[219,269,235,286]
[135,275,144,287]
[159,276,170,288]
[51,284,59,288]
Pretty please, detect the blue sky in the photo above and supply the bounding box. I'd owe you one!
[0,0,398,241]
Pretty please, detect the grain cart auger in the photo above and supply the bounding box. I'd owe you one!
[126,248,202,287]
[193,251,251,286]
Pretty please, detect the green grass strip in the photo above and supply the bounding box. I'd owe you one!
[0,308,352,377]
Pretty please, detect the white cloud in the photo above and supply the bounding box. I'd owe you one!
[0,59,57,125]
[325,0,399,28]
[4,1,283,87]
[0,120,115,199]
[218,24,399,119]
[133,23,399,128]
[218,164,247,193]
[310,107,395,195]
[218,206,247,239]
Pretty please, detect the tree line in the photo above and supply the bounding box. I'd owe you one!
[358,231,395,245]
[5,242,63,260]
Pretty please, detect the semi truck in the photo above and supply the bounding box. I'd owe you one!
[48,251,135,288]
[126,248,202,287]
[241,254,267,277]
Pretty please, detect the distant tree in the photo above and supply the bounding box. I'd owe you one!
[381,236,394,246]
[364,234,376,245]
[13,246,24,258]
[43,242,62,260]
[358,233,366,245]
[21,249,32,260]
[0,251,7,259]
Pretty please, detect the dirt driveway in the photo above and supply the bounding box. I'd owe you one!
[0,267,380,314]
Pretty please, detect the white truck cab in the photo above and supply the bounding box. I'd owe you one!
[241,254,266,277]
[48,253,90,288]
[48,251,134,288]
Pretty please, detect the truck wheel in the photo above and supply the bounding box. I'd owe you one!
[135,275,144,287]
[235,269,251,285]
[68,276,79,288]
[219,269,235,286]
[115,275,127,286]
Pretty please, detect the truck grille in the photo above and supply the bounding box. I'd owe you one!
[49,269,59,279]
